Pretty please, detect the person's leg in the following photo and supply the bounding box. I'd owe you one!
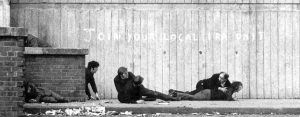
[176,89,211,100]
[40,96,57,103]
[49,90,69,103]
[192,89,211,100]
[176,93,198,100]
[139,85,180,101]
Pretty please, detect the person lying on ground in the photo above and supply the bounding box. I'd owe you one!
[169,72,231,95]
[170,81,243,101]
[114,67,180,104]
[23,81,69,103]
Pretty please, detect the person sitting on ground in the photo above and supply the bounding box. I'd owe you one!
[85,61,100,100]
[169,72,231,95]
[171,81,243,101]
[114,67,180,104]
[23,81,69,103]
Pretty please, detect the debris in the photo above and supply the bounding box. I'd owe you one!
[120,111,133,115]
[205,113,213,116]
[191,113,198,115]
[106,111,119,115]
[45,109,63,115]
[157,101,169,105]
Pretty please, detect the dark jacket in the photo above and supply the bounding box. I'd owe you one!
[114,72,140,103]
[196,73,231,91]
[211,86,235,101]
[85,68,98,94]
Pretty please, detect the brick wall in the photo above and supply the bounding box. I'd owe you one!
[24,48,88,101]
[0,27,27,117]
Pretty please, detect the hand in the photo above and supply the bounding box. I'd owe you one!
[136,100,145,104]
[29,99,37,103]
[218,87,227,92]
[95,93,100,100]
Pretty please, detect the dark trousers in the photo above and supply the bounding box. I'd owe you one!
[39,88,66,103]
[138,85,177,101]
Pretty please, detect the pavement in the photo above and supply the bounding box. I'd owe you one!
[23,99,300,115]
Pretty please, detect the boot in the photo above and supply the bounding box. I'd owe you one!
[154,91,180,101]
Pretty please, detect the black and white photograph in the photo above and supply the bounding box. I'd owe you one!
[1,0,300,116]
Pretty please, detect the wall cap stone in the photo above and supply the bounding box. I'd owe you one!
[24,47,89,55]
[0,27,28,37]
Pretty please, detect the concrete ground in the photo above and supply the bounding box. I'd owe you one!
[23,99,300,115]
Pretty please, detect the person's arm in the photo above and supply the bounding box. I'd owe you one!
[114,76,124,93]
[90,77,98,94]
[208,76,220,91]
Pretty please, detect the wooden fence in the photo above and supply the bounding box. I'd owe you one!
[10,0,300,99]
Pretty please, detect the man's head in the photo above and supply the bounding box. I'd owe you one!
[231,81,243,93]
[219,72,229,83]
[88,61,99,74]
[117,67,128,79]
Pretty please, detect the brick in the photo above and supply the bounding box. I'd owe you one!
[17,41,24,47]
[11,47,23,51]
[7,52,15,57]
[0,72,7,76]
[3,42,17,46]
[0,57,11,61]
[16,52,23,57]
[4,62,15,66]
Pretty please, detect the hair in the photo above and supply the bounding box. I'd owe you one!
[220,72,229,79]
[117,67,128,75]
[231,81,243,92]
[88,61,99,69]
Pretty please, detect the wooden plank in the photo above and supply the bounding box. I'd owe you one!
[133,10,141,76]
[213,9,221,74]
[148,10,156,91]
[67,9,77,48]
[205,10,214,79]
[162,10,170,94]
[140,10,149,88]
[278,11,286,99]
[285,10,293,99]
[169,10,177,90]
[270,11,279,99]
[256,11,264,99]
[52,8,61,47]
[191,10,199,91]
[263,11,271,99]
[292,10,300,98]
[111,10,119,99]
[17,7,25,28]
[249,6,257,99]
[184,10,192,92]
[96,8,106,99]
[29,9,39,38]
[104,9,113,98]
[234,10,243,99]
[38,9,51,47]
[87,9,99,98]
[176,10,185,91]
[198,10,206,81]
[241,7,250,99]
[155,10,163,93]
[47,9,55,47]
[227,10,236,84]
[61,8,69,48]
[220,9,228,74]
[10,7,18,27]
